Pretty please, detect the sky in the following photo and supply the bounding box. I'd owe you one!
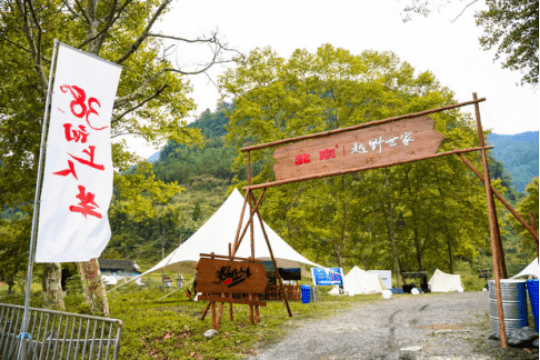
[126,0,539,159]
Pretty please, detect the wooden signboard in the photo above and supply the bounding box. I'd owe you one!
[196,258,267,295]
[272,115,444,182]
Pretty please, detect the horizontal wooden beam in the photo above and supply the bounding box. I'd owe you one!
[240,98,486,152]
[242,145,494,191]
[198,295,267,307]
[199,253,264,263]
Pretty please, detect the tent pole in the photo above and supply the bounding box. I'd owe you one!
[473,92,506,348]
[250,191,293,317]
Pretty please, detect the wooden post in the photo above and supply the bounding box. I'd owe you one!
[200,302,211,320]
[455,152,539,242]
[229,243,233,321]
[233,189,251,252]
[473,92,506,348]
[530,212,539,258]
[250,191,293,317]
[247,146,256,325]
[233,187,268,255]
[210,252,217,330]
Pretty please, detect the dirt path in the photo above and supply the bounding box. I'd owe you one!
[248,292,538,360]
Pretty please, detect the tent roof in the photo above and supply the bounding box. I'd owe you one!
[511,258,539,279]
[329,266,385,295]
[142,189,321,277]
[428,269,463,292]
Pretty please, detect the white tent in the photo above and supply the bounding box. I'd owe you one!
[511,258,539,279]
[428,269,464,292]
[119,189,321,286]
[328,266,386,295]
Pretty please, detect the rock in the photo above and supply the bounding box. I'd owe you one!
[488,326,538,347]
[399,346,422,360]
[204,329,219,339]
[533,338,539,347]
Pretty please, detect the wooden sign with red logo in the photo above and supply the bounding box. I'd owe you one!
[196,258,267,294]
[272,116,444,182]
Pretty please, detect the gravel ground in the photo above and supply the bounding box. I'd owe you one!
[247,291,539,360]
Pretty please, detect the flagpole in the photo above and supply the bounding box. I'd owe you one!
[18,39,60,349]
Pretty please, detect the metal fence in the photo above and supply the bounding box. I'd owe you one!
[0,303,122,360]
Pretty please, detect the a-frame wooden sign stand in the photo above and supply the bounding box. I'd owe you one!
[197,154,293,329]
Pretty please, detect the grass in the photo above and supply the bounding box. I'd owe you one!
[0,279,374,360]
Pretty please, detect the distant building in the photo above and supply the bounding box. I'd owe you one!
[98,259,143,285]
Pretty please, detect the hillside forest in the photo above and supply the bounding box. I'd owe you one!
[1,47,538,295]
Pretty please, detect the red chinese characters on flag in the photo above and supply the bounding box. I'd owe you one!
[36,42,121,263]
[63,123,89,143]
[69,185,102,219]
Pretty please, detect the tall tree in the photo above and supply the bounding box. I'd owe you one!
[0,0,237,313]
[507,177,539,256]
[400,0,539,85]
[220,45,494,284]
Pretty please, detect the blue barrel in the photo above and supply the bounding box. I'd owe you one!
[301,284,311,304]
[488,280,528,332]
[526,279,539,331]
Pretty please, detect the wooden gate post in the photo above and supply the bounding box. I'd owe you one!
[473,92,507,348]
[530,212,539,258]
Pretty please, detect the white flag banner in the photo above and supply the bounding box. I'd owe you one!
[36,43,122,262]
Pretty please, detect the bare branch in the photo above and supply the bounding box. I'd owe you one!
[77,0,132,51]
[451,0,478,23]
[114,0,172,64]
[111,84,168,124]
[15,0,48,96]
[0,36,52,63]
[148,33,220,44]
[71,0,91,23]
[60,0,83,18]
[114,69,165,107]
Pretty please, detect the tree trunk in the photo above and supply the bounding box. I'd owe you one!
[78,259,109,316]
[414,228,423,270]
[161,228,165,287]
[42,262,65,311]
[385,170,401,288]
[447,239,454,274]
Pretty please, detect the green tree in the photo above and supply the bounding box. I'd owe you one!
[400,0,539,85]
[507,177,539,256]
[0,0,237,313]
[220,45,495,285]
[476,0,539,86]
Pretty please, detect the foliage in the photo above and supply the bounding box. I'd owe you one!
[0,215,30,293]
[506,177,539,257]
[399,0,539,85]
[219,45,499,283]
[488,132,539,194]
[476,0,539,86]
[0,0,242,310]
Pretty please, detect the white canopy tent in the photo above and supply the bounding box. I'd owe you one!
[328,266,386,295]
[428,269,464,292]
[110,189,321,290]
[511,258,539,279]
